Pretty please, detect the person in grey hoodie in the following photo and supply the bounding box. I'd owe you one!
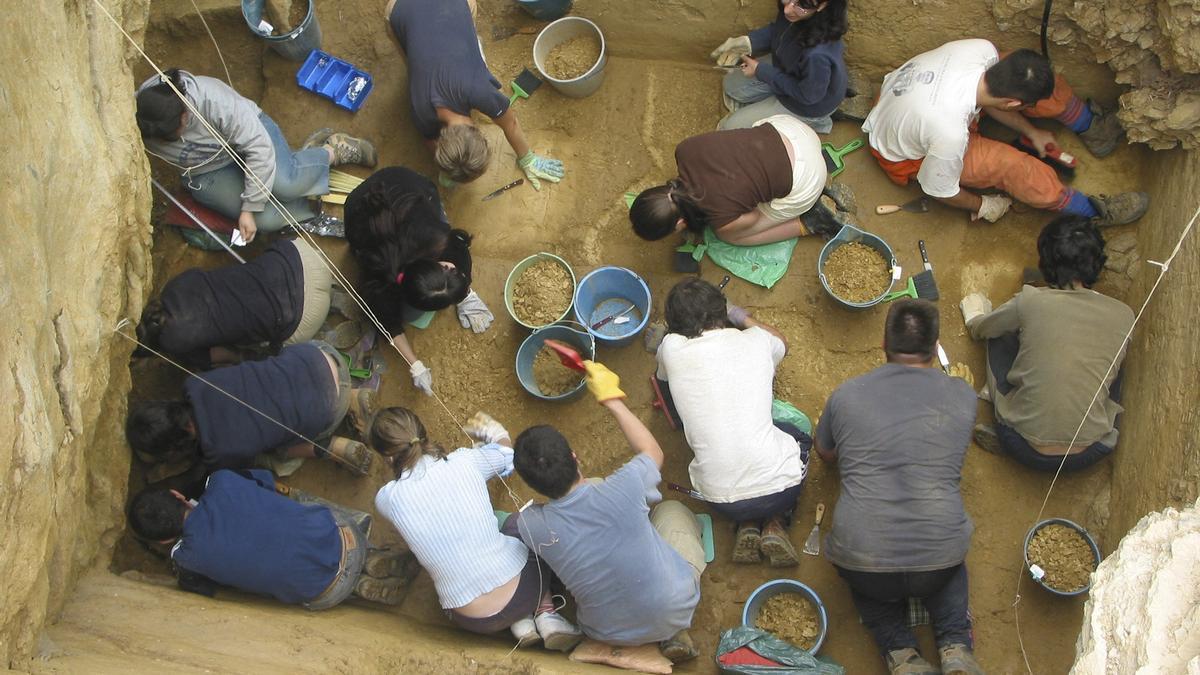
[136,68,377,243]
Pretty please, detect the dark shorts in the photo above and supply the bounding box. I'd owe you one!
[447,555,545,634]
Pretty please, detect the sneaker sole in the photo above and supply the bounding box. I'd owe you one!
[542,632,584,652]
[760,534,800,567]
[733,530,763,564]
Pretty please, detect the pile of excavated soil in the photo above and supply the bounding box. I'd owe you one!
[1027,524,1096,592]
[532,347,583,397]
[545,35,601,80]
[822,242,891,303]
[511,259,573,326]
[756,592,821,650]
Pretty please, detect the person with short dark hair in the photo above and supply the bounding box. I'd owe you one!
[863,40,1148,227]
[125,341,377,478]
[816,299,981,674]
[509,361,706,664]
[127,469,411,608]
[962,216,1133,472]
[655,278,810,566]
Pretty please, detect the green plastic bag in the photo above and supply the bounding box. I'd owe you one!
[715,626,844,674]
[771,400,812,435]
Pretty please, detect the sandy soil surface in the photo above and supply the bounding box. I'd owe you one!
[117,0,1151,672]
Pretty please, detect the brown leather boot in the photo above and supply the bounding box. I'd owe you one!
[760,516,800,567]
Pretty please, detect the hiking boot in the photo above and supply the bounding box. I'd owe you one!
[325,320,365,351]
[534,611,584,652]
[329,286,363,320]
[353,575,409,605]
[886,647,939,675]
[325,436,374,476]
[362,547,418,579]
[732,521,763,564]
[301,127,334,150]
[346,388,378,438]
[939,643,985,675]
[1089,192,1149,227]
[510,616,541,648]
[803,198,855,238]
[659,629,699,664]
[759,517,800,567]
[324,132,378,168]
[643,320,668,353]
[973,424,1003,456]
[823,182,858,215]
[1078,100,1124,158]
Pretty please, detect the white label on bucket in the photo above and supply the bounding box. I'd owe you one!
[1029,564,1045,581]
[257,20,274,35]
[892,265,902,280]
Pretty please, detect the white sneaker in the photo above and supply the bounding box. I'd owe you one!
[509,615,540,648]
[535,611,584,652]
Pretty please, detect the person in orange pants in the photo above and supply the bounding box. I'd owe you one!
[862,39,1148,227]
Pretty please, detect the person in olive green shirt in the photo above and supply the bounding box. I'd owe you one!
[961,215,1133,472]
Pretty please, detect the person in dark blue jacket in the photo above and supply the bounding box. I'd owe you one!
[711,0,849,133]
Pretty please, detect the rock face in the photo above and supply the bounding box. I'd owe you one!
[0,0,151,666]
[991,0,1200,149]
[1072,498,1200,673]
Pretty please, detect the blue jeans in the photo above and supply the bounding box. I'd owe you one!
[187,113,329,231]
[719,56,833,133]
[836,563,973,654]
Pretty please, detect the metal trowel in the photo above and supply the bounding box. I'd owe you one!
[802,503,825,556]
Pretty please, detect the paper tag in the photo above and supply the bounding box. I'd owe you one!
[231,229,247,247]
[257,19,274,35]
[892,265,902,281]
[614,316,631,325]
[1029,564,1045,581]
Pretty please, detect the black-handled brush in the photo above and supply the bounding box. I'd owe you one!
[913,240,939,300]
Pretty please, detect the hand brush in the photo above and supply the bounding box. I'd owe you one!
[912,240,939,300]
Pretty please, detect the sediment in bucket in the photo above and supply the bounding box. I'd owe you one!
[533,17,607,98]
[1023,518,1101,597]
[504,252,577,330]
[742,579,829,654]
[817,224,898,309]
[516,323,594,401]
[574,266,651,348]
[241,0,322,62]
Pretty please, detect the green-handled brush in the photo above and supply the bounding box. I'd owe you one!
[508,68,543,103]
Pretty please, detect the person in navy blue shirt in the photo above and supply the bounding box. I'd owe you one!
[711,0,849,133]
[127,469,412,608]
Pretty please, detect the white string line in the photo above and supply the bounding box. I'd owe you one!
[189,0,233,86]
[1012,200,1200,674]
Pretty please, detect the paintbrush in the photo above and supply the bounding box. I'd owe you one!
[912,240,939,300]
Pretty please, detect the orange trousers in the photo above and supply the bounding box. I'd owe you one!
[872,74,1078,211]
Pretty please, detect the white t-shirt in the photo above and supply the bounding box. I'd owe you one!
[655,327,807,503]
[862,39,1000,198]
[755,115,826,222]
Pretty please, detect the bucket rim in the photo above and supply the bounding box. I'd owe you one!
[573,265,651,342]
[504,252,577,330]
[516,321,595,400]
[533,16,606,84]
[817,225,898,309]
[1022,517,1101,596]
[242,0,316,42]
[741,579,829,654]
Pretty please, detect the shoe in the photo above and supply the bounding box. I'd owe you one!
[722,92,742,113]
[823,182,858,215]
[759,517,800,567]
[301,127,334,150]
[886,648,940,675]
[510,616,541,648]
[939,643,985,675]
[325,436,374,476]
[362,548,418,579]
[732,522,763,564]
[1078,100,1124,158]
[325,320,366,351]
[973,424,1002,456]
[659,629,699,663]
[353,575,409,605]
[534,610,584,652]
[803,197,855,238]
[324,132,378,168]
[1089,192,1149,227]
[643,320,668,353]
[346,388,378,438]
[329,286,363,320]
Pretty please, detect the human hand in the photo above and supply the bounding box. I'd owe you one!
[582,360,626,404]
[517,151,564,191]
[237,211,258,244]
[948,362,975,388]
[727,302,750,328]
[456,289,494,333]
[1025,129,1057,157]
[971,194,1012,223]
[711,35,752,67]
[739,54,759,79]
[409,360,434,396]
[959,292,993,325]
[464,411,510,445]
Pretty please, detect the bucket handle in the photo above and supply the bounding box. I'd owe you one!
[532,319,596,357]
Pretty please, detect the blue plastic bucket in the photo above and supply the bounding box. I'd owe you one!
[742,579,829,654]
[516,0,572,21]
[241,0,322,62]
[1023,518,1101,597]
[573,266,651,347]
[817,224,898,310]
[516,323,594,401]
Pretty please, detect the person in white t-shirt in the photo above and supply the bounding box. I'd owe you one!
[862,39,1148,227]
[654,278,811,567]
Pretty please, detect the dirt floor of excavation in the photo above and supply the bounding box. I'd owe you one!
[115,0,1150,672]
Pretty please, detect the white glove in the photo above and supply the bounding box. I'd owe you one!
[410,360,434,396]
[960,292,993,326]
[456,289,494,333]
[971,194,1012,223]
[464,411,510,446]
[711,35,752,67]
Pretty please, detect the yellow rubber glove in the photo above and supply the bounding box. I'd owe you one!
[583,360,626,404]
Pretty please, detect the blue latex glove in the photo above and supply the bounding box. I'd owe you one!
[517,150,564,191]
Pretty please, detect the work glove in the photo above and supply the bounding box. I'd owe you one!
[464,411,511,446]
[517,151,564,191]
[971,194,1012,223]
[959,292,993,326]
[948,362,975,388]
[410,360,434,396]
[456,289,494,333]
[582,360,626,404]
[726,302,750,328]
[711,35,752,67]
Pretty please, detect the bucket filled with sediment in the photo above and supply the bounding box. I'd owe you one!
[742,579,829,654]
[505,252,577,330]
[533,17,607,98]
[516,323,594,401]
[1023,518,1101,596]
[817,225,898,309]
[574,266,651,347]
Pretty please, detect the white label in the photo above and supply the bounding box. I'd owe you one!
[1029,564,1045,581]
[892,265,902,281]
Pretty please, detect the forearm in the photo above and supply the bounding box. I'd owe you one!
[935,188,982,213]
[968,298,1020,340]
[814,440,837,464]
[495,109,530,158]
[390,332,420,366]
[603,399,664,468]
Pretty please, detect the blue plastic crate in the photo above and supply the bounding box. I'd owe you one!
[296,49,373,112]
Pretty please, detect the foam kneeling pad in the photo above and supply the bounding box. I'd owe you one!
[569,639,673,674]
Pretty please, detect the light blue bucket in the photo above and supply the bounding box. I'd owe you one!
[515,322,594,401]
[742,579,829,654]
[241,0,322,62]
[573,266,651,348]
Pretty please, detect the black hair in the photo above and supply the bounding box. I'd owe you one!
[630,179,710,241]
[135,298,168,350]
[665,278,730,338]
[513,426,579,499]
[125,400,198,460]
[883,299,939,361]
[128,488,187,541]
[136,68,188,140]
[1037,215,1107,289]
[400,258,472,311]
[778,0,848,50]
[984,49,1055,107]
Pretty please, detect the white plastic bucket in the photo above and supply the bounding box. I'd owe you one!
[533,17,607,98]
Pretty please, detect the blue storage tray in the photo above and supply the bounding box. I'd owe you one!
[296,49,373,112]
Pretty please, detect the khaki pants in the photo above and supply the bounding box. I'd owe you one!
[650,500,707,578]
[283,238,333,346]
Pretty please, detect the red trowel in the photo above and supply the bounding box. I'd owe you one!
[543,339,586,372]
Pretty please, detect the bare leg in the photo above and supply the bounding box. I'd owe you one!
[284,442,318,458]
[716,218,804,246]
